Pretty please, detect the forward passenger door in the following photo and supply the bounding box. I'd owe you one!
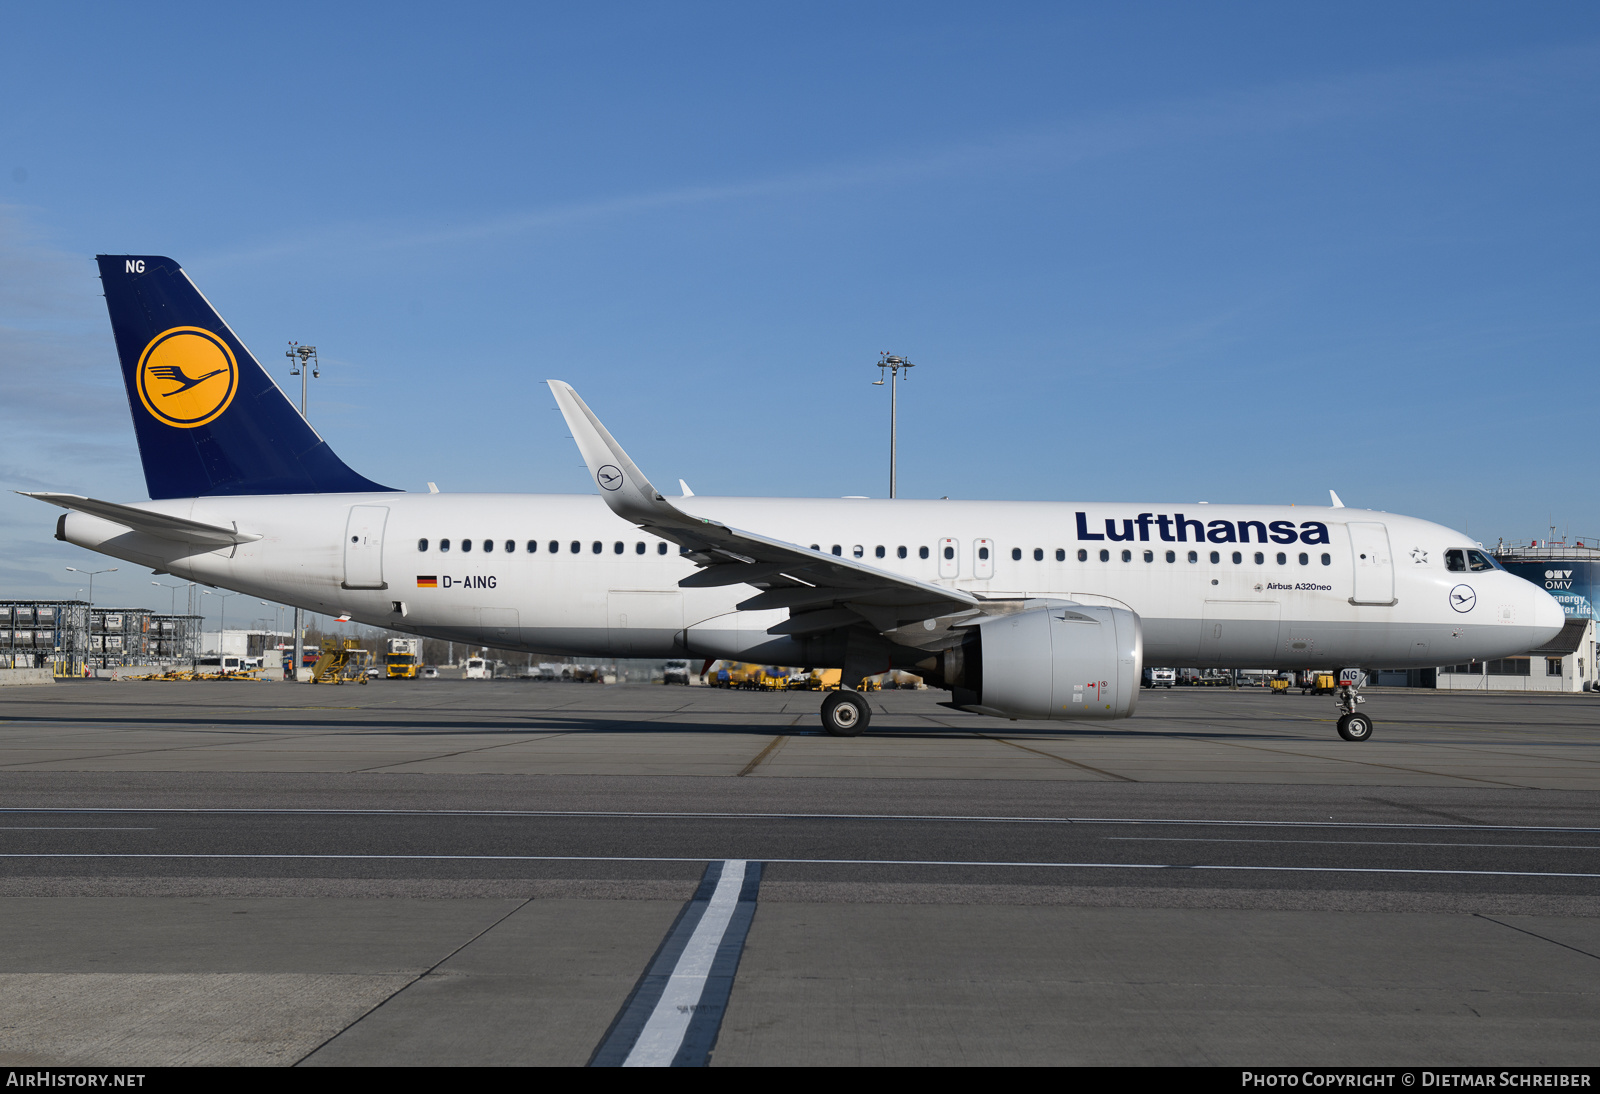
[1347,522,1396,606]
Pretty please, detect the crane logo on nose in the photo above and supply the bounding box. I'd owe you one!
[1449,584,1476,613]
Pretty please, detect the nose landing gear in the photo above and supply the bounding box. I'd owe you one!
[1334,670,1373,741]
[820,690,870,737]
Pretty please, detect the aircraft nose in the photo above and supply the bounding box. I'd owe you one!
[1531,584,1566,638]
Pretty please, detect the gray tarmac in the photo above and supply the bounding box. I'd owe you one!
[0,679,1596,1066]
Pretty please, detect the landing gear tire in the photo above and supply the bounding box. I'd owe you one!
[820,690,870,737]
[1336,712,1373,742]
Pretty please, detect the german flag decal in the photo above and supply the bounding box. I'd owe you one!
[416,576,438,588]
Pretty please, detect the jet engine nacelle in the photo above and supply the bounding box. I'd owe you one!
[938,604,1143,720]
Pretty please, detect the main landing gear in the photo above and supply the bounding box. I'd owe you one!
[1334,670,1373,742]
[820,690,871,737]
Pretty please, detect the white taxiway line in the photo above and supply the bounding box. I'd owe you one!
[623,859,748,1067]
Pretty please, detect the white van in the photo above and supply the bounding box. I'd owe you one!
[462,657,491,680]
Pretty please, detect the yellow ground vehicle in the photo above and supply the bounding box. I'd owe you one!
[311,638,370,684]
[386,637,422,679]
[1299,671,1337,695]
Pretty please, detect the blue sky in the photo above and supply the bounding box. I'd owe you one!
[2,2,1598,623]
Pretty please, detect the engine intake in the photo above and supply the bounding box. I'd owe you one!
[927,604,1143,720]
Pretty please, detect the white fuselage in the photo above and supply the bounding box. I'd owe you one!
[57,492,1565,671]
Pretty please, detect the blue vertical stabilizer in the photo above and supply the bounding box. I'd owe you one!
[96,254,395,500]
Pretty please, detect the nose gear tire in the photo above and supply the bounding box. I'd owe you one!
[1336,712,1373,742]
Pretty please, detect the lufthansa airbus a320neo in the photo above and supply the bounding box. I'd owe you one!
[26,256,1564,738]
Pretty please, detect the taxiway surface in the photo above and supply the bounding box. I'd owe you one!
[0,680,1595,1066]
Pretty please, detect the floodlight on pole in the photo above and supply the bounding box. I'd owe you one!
[873,353,915,499]
[65,567,116,610]
[152,580,194,617]
[67,567,116,671]
[284,340,321,683]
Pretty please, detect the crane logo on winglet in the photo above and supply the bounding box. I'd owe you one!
[135,327,239,428]
[596,464,624,491]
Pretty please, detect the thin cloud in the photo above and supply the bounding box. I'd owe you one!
[201,39,1600,269]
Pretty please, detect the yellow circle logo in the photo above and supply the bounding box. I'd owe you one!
[136,327,239,428]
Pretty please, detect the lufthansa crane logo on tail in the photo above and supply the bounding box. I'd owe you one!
[596,464,624,491]
[136,327,239,428]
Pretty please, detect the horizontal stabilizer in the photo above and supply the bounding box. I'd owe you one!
[20,492,261,547]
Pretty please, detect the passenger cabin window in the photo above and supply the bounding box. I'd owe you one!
[875,545,885,559]
[897,546,907,559]
[1467,550,1495,572]
[1056,549,1065,561]
[943,546,954,560]
[1099,549,1110,562]
[1033,548,1043,562]
[657,543,668,555]
[526,540,537,553]
[1321,553,1331,566]
[505,540,515,554]
[853,545,864,558]
[1209,551,1220,564]
[1231,551,1242,564]
[832,545,842,556]
[919,546,929,559]
[592,541,602,554]
[440,538,451,553]
[614,541,624,554]
[978,546,989,560]
[461,539,472,553]
[418,538,429,552]
[1165,550,1175,562]
[1445,549,1466,572]
[1121,549,1131,562]
[1298,552,1309,565]
[570,541,580,554]
[1187,551,1198,563]
[549,540,559,554]
[1276,552,1287,565]
[1144,550,1153,562]
[1253,552,1264,564]
[483,540,493,553]
[1078,549,1088,561]
[636,542,645,554]
[1012,548,1022,561]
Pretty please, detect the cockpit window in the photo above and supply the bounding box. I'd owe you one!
[1445,549,1466,572]
[1467,549,1496,572]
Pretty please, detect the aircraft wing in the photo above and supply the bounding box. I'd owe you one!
[20,492,262,548]
[547,381,979,635]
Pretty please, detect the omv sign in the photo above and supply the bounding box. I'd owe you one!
[1501,560,1599,620]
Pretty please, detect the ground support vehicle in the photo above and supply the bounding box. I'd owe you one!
[386,638,422,679]
[310,639,370,684]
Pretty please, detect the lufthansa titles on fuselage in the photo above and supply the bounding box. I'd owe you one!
[1076,512,1330,545]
